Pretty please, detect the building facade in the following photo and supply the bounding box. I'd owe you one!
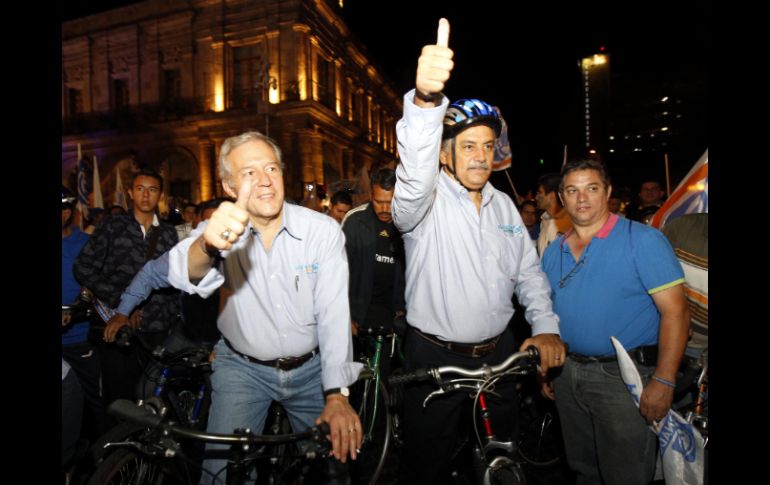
[62,0,402,206]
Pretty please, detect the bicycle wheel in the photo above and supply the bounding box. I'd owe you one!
[350,376,392,485]
[86,448,186,485]
[516,394,563,467]
[484,456,527,485]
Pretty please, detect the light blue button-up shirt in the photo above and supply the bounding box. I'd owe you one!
[392,90,560,343]
[167,202,362,390]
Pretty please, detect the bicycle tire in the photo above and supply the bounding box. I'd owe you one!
[351,377,392,485]
[516,398,563,467]
[86,447,186,485]
[484,456,527,485]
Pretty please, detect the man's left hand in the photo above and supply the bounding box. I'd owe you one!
[519,333,566,376]
[640,379,674,425]
[316,394,362,463]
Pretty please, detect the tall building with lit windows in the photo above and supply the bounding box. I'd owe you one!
[572,48,706,188]
[579,52,611,161]
[62,0,401,205]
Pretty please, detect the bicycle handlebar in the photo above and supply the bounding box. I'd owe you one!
[114,326,211,368]
[388,346,540,386]
[108,399,331,445]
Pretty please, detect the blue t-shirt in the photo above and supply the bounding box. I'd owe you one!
[62,227,90,345]
[541,214,685,356]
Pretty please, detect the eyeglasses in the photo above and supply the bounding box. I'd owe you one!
[559,244,590,289]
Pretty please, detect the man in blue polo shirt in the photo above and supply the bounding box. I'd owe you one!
[541,159,689,485]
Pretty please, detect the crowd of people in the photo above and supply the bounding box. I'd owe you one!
[62,18,705,485]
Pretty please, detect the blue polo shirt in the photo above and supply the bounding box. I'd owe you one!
[541,214,685,356]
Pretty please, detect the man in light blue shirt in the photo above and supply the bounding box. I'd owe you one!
[167,131,362,482]
[392,18,566,484]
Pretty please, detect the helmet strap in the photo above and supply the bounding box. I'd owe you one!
[444,137,481,194]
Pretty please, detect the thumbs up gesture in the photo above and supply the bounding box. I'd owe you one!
[415,18,454,105]
[203,177,253,251]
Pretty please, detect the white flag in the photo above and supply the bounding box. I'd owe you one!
[610,336,705,485]
[92,156,104,209]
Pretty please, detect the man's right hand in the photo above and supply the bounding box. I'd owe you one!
[202,178,254,251]
[104,313,131,342]
[415,18,454,106]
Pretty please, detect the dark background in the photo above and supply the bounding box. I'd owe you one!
[62,0,709,197]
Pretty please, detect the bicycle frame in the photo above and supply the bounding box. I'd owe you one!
[390,347,539,485]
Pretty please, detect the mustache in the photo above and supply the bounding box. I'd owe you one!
[467,162,490,170]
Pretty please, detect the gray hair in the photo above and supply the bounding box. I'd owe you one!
[218,131,284,185]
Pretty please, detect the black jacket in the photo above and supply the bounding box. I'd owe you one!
[342,203,406,325]
[74,213,180,333]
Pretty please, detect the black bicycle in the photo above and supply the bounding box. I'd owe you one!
[84,327,213,485]
[389,347,540,485]
[89,399,331,485]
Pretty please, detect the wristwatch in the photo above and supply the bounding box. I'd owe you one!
[324,387,350,398]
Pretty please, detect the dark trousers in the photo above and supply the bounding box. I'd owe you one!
[97,330,167,428]
[398,327,518,485]
[62,341,105,444]
[62,368,83,466]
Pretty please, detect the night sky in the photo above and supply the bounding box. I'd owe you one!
[63,0,709,196]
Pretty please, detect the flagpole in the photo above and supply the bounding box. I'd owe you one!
[562,144,568,168]
[503,169,521,204]
[664,153,671,197]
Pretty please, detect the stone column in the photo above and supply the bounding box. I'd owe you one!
[198,138,214,201]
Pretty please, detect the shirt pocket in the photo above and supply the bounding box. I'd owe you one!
[290,271,317,325]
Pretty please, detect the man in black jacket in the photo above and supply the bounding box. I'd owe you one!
[342,168,406,338]
[74,168,180,414]
[342,167,405,483]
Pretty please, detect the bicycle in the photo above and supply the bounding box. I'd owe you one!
[84,327,213,484]
[89,398,332,485]
[350,325,404,485]
[389,346,541,485]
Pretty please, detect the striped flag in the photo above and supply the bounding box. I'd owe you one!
[651,149,708,229]
[92,155,104,209]
[492,107,512,171]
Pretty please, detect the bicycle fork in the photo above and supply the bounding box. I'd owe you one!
[472,392,523,485]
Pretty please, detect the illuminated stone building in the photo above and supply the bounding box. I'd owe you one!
[62,0,401,206]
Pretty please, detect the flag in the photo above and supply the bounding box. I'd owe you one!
[76,150,90,227]
[114,166,128,210]
[492,107,512,171]
[610,337,705,485]
[92,155,104,209]
[651,150,708,229]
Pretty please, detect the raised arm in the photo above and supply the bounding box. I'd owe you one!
[116,252,171,316]
[392,18,454,233]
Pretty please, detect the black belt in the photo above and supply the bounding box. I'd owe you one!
[223,338,318,371]
[568,345,658,365]
[412,327,502,358]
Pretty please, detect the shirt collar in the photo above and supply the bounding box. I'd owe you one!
[439,169,495,207]
[560,212,618,246]
[250,202,302,241]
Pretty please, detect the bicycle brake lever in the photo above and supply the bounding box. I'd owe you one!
[422,389,446,407]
